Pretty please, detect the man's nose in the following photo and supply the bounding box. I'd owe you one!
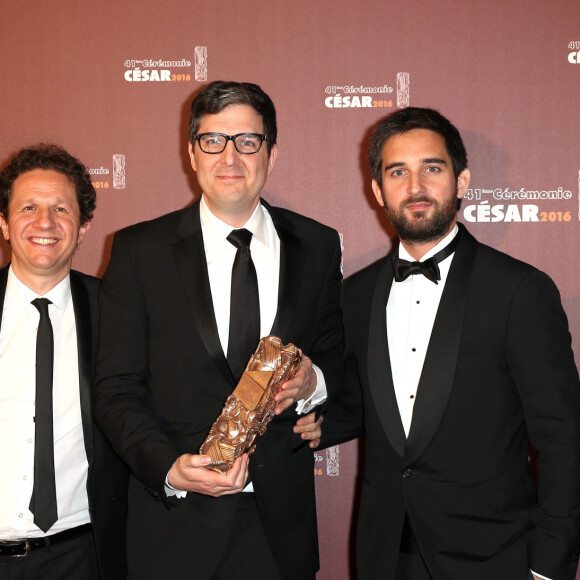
[407,172,424,195]
[220,140,240,165]
[34,208,56,227]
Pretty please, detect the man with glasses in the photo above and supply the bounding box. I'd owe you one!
[94,81,343,580]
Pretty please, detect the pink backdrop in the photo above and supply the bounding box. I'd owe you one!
[1,1,579,577]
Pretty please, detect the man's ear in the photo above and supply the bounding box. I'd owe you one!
[456,168,471,199]
[188,141,197,173]
[0,213,9,242]
[267,144,278,175]
[77,220,91,245]
[371,179,385,207]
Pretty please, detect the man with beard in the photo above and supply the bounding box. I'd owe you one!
[319,107,580,580]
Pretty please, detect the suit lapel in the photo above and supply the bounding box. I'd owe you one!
[367,258,407,457]
[70,271,95,463]
[171,201,234,385]
[404,225,478,464]
[262,201,304,340]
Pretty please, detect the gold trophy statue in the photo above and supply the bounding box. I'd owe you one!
[200,336,302,473]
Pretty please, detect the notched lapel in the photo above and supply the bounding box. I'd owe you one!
[70,272,95,462]
[405,228,477,464]
[171,206,234,386]
[367,259,406,457]
[268,212,304,340]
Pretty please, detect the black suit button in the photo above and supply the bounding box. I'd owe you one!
[402,468,415,478]
[145,486,160,499]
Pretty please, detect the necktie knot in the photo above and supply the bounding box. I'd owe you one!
[32,297,52,316]
[227,228,253,249]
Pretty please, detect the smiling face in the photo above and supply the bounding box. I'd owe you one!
[372,128,470,257]
[0,169,90,294]
[188,104,278,227]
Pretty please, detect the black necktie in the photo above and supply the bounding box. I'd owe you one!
[226,229,260,380]
[392,233,460,285]
[29,298,58,533]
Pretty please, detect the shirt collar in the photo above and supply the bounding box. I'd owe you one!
[398,224,459,263]
[6,265,72,311]
[199,196,270,248]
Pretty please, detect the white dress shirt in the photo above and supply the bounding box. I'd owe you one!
[0,268,90,539]
[387,226,457,437]
[386,226,549,580]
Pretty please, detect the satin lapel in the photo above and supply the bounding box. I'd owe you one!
[264,203,303,340]
[367,258,406,457]
[0,266,8,329]
[70,271,95,463]
[404,226,478,464]
[171,203,234,385]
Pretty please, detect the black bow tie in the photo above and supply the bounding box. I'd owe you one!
[392,233,460,285]
[392,256,440,284]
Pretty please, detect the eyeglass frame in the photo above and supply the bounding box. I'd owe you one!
[193,132,269,155]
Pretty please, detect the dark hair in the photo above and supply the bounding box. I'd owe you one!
[0,144,96,225]
[369,107,468,187]
[189,81,277,155]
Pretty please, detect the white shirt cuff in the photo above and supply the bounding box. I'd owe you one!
[295,363,327,414]
[165,474,187,498]
[531,570,551,580]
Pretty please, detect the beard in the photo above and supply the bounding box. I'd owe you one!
[383,189,459,244]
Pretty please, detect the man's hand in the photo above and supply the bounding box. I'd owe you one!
[274,352,317,414]
[167,453,249,496]
[294,411,323,448]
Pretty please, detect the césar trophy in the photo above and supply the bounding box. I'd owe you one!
[200,336,302,473]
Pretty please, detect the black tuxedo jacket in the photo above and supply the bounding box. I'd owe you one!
[0,266,128,580]
[321,224,580,580]
[94,199,343,580]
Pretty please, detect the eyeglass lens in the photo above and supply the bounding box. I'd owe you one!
[197,133,265,154]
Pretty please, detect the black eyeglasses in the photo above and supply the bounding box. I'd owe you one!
[194,132,268,155]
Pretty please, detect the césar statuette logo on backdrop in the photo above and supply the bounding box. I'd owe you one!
[89,154,126,191]
[324,73,409,109]
[123,46,207,82]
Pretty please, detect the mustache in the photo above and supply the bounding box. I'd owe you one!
[404,196,433,206]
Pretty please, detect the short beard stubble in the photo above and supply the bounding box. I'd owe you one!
[383,189,459,245]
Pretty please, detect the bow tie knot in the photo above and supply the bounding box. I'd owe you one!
[392,256,440,284]
[391,232,461,285]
